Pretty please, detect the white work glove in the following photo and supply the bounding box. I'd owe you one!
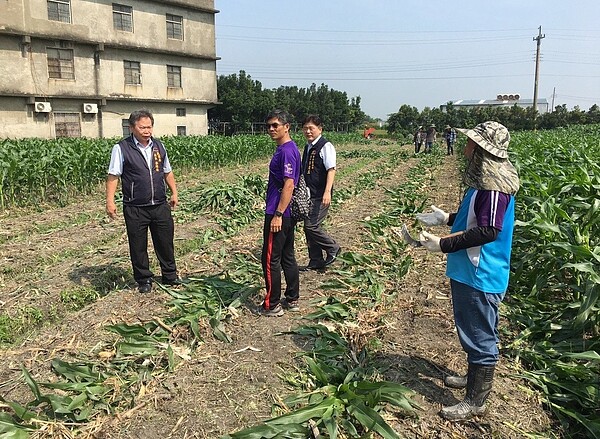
[416,205,449,226]
[419,231,442,252]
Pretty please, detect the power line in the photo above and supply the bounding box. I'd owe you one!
[215,73,534,81]
[554,93,600,102]
[217,51,534,71]
[217,59,533,76]
[217,24,535,35]
[217,34,528,46]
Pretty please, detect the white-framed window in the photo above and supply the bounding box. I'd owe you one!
[166,14,183,40]
[177,126,187,136]
[124,60,141,85]
[167,65,181,88]
[113,3,133,32]
[47,48,74,79]
[47,0,71,23]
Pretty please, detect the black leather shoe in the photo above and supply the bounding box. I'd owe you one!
[324,247,342,266]
[161,277,183,286]
[300,263,324,272]
[138,282,152,293]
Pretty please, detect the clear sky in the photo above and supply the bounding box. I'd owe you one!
[214,1,600,120]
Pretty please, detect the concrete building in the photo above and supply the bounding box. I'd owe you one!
[441,93,549,114]
[0,0,219,138]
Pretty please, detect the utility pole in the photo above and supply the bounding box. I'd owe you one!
[532,26,545,127]
[551,86,556,112]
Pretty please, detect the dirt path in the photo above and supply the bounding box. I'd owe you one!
[0,143,556,438]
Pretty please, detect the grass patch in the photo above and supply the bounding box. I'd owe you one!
[0,306,45,344]
[60,287,99,311]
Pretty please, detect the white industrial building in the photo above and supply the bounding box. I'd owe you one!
[441,94,549,114]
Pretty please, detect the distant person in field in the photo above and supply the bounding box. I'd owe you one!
[409,121,519,421]
[425,124,437,153]
[363,126,375,140]
[413,126,425,153]
[444,125,457,155]
[260,109,301,316]
[106,109,181,294]
[300,115,341,272]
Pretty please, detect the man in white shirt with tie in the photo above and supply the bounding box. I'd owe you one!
[300,115,341,271]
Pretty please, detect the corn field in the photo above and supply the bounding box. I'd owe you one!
[506,124,600,437]
[0,133,363,208]
[0,127,598,437]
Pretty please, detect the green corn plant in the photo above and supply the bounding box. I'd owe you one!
[504,124,600,437]
[222,324,420,439]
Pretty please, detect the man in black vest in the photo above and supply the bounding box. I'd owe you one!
[300,115,341,271]
[106,109,180,293]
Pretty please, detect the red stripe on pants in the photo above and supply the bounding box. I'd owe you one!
[263,231,274,309]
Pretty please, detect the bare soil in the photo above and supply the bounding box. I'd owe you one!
[0,142,557,438]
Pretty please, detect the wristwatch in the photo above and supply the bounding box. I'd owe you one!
[274,210,283,217]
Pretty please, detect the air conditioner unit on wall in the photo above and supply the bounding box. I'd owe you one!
[83,103,98,114]
[34,102,52,113]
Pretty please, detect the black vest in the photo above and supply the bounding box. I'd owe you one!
[302,136,330,197]
[119,135,168,206]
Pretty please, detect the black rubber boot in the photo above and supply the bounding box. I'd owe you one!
[440,364,495,421]
[444,373,467,389]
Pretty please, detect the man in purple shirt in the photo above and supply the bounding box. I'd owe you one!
[260,110,301,316]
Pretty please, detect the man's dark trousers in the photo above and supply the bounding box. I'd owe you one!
[123,203,177,283]
[304,197,339,265]
[261,215,299,310]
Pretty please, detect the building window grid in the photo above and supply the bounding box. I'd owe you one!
[47,0,71,23]
[47,48,75,79]
[122,119,130,137]
[176,108,186,117]
[177,126,187,136]
[167,65,182,88]
[54,113,81,137]
[112,4,133,32]
[124,60,141,85]
[166,14,183,40]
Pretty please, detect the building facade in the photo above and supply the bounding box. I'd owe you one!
[441,94,549,114]
[0,0,219,138]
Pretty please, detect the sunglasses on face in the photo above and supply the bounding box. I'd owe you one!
[267,122,285,129]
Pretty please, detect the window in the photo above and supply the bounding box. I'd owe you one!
[167,65,181,87]
[122,119,130,137]
[48,0,71,23]
[47,48,74,79]
[54,113,81,137]
[112,4,133,32]
[177,126,187,136]
[176,107,186,117]
[124,60,141,85]
[166,14,183,40]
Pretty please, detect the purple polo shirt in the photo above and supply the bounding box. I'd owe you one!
[265,140,301,216]
[473,190,510,230]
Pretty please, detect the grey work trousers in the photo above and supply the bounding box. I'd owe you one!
[303,197,339,265]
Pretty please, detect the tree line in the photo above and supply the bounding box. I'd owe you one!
[208,70,367,135]
[208,71,599,137]
[387,102,600,139]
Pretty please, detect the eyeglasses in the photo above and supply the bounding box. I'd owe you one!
[266,122,285,129]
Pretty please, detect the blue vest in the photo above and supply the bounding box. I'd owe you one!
[119,135,168,207]
[446,188,515,293]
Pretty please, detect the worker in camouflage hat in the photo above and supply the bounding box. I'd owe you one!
[402,121,520,421]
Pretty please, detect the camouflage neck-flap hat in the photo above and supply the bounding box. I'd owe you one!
[457,121,510,159]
